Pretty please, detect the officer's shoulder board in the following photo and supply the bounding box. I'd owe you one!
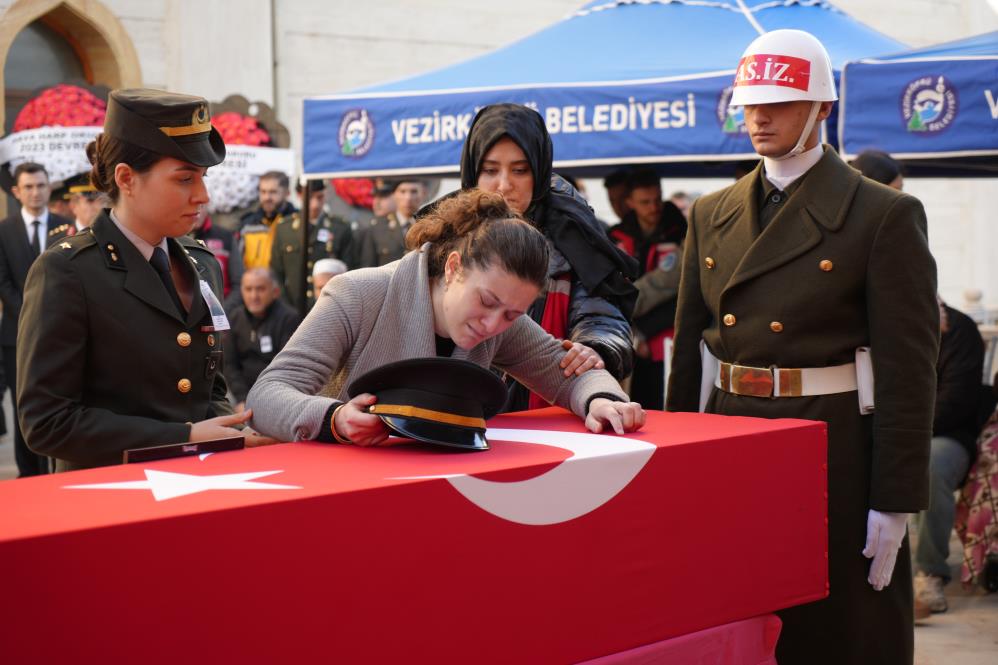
[55,228,97,259]
[48,223,72,238]
[177,234,216,258]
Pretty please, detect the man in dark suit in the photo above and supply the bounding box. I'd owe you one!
[0,162,72,476]
[354,179,425,268]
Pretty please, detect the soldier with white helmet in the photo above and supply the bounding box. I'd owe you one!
[668,30,938,664]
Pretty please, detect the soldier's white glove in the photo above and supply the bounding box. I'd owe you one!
[862,509,910,590]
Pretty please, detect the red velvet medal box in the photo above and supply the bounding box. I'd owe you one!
[0,408,827,663]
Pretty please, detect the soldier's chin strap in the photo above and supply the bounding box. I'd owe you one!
[772,101,822,161]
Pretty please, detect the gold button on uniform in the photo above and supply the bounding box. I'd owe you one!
[723,313,737,327]
[207,334,215,347]
[177,378,192,393]
[770,321,784,333]
[705,257,715,269]
[177,332,191,347]
[820,259,834,272]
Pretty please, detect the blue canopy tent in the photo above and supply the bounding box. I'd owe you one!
[839,31,998,176]
[302,0,905,178]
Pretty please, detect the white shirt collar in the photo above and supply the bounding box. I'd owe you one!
[763,143,824,191]
[21,207,49,251]
[109,209,167,261]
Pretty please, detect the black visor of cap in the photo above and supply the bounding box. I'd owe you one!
[347,357,508,451]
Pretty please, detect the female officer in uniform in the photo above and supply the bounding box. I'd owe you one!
[667,31,938,665]
[18,89,272,471]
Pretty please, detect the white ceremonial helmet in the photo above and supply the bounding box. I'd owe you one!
[730,29,837,106]
[730,29,837,159]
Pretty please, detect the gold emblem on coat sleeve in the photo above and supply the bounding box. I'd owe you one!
[177,378,192,393]
[723,313,737,327]
[819,259,834,272]
[177,332,192,347]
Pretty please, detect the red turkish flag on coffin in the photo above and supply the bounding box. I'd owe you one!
[0,408,827,664]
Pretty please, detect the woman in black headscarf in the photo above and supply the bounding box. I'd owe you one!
[458,103,638,411]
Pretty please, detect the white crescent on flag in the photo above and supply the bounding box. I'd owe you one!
[393,428,656,526]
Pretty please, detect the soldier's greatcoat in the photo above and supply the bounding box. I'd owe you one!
[17,212,232,471]
[667,148,939,665]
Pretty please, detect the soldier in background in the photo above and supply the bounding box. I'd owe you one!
[272,180,354,312]
[354,179,426,268]
[63,173,108,234]
[607,168,687,409]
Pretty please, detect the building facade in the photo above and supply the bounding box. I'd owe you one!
[0,0,995,308]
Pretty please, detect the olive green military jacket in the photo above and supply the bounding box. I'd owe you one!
[271,211,354,311]
[17,212,233,470]
[666,147,939,511]
[354,212,408,269]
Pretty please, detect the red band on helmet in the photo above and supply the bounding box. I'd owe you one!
[734,54,811,92]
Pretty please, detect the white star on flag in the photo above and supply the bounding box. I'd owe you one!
[65,469,302,501]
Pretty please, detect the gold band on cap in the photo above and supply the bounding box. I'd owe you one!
[159,121,211,137]
[369,404,485,429]
[68,184,97,194]
[159,104,211,137]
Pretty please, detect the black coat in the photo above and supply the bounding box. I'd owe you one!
[17,213,233,470]
[0,212,72,346]
[936,304,986,458]
[223,299,300,402]
[458,104,637,402]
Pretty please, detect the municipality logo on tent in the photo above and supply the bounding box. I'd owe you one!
[339,109,375,157]
[901,75,958,134]
[716,87,747,134]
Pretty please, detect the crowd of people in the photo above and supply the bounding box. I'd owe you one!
[0,28,996,665]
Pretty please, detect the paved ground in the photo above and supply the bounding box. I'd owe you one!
[0,393,994,660]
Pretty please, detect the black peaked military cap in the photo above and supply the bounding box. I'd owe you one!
[62,172,97,198]
[105,89,226,167]
[347,358,507,451]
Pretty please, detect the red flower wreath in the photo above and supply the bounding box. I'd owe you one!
[210,112,272,147]
[13,84,106,131]
[332,178,375,210]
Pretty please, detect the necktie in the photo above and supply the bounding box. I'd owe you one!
[30,220,40,257]
[150,247,186,317]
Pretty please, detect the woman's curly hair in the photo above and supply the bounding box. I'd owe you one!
[406,189,549,288]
